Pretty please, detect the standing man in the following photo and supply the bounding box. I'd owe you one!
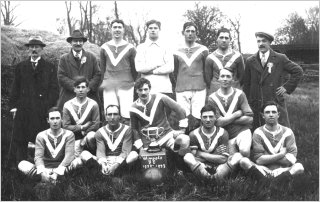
[174,22,209,134]
[208,68,253,160]
[243,32,303,131]
[18,107,83,184]
[63,76,100,157]
[9,36,59,167]
[205,28,245,95]
[57,30,101,111]
[240,101,304,183]
[100,19,137,124]
[135,19,174,98]
[130,78,213,179]
[81,105,138,176]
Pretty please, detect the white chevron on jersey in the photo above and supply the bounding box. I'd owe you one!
[210,88,242,116]
[129,94,163,125]
[255,127,292,155]
[193,127,224,153]
[101,43,133,66]
[175,46,207,67]
[42,129,73,158]
[208,51,241,70]
[64,99,95,125]
[99,124,129,151]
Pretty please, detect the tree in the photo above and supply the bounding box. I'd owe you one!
[184,2,224,51]
[274,8,318,45]
[114,1,119,19]
[1,1,21,26]
[228,15,242,53]
[64,1,77,35]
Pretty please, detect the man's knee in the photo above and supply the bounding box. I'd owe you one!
[126,151,139,164]
[228,152,243,168]
[174,134,190,148]
[18,160,35,176]
[290,163,304,175]
[80,150,94,162]
[239,157,254,171]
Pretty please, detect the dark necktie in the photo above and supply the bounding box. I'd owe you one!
[261,54,266,67]
[31,62,37,70]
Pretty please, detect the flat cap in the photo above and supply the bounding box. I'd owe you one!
[255,32,274,42]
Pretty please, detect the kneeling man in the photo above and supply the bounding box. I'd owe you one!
[63,76,100,156]
[18,107,82,184]
[240,101,304,182]
[81,105,137,175]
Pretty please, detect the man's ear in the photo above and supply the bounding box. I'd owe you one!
[260,112,264,118]
[47,118,49,124]
[73,87,76,94]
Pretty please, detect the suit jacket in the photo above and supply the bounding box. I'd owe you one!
[10,57,59,142]
[57,49,101,110]
[243,49,303,130]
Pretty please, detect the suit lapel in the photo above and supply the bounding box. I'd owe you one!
[80,50,87,69]
[67,50,80,70]
[251,52,263,74]
[260,50,277,84]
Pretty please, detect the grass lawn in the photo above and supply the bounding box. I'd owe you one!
[1,81,319,201]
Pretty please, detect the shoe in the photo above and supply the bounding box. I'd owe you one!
[274,171,291,185]
[86,158,100,170]
[193,163,214,180]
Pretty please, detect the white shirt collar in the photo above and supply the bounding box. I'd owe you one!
[259,50,270,60]
[145,38,161,47]
[72,49,83,58]
[30,57,41,63]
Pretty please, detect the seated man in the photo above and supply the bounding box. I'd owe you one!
[129,78,212,179]
[63,76,100,157]
[18,107,83,184]
[208,68,253,166]
[240,101,304,183]
[189,105,239,180]
[81,105,138,176]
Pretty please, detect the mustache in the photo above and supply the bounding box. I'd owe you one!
[32,50,37,54]
[259,45,266,48]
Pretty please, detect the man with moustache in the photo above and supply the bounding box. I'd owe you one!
[243,32,303,131]
[57,30,101,111]
[9,36,59,168]
[135,19,174,99]
[174,22,209,134]
[18,107,83,184]
[240,101,304,184]
[205,28,245,95]
[100,19,137,124]
[129,78,213,179]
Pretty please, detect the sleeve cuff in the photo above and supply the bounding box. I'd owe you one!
[36,165,46,174]
[179,118,188,128]
[134,139,143,149]
[53,165,66,175]
[285,153,297,164]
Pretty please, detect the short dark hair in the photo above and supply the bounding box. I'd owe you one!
[200,105,217,116]
[111,19,125,27]
[261,101,279,113]
[73,76,89,87]
[134,77,151,90]
[146,19,161,29]
[217,27,231,40]
[47,107,61,117]
[105,104,120,115]
[182,22,198,32]
[219,67,234,77]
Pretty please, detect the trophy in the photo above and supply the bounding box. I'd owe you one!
[141,127,164,153]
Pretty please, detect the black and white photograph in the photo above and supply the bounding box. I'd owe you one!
[1,1,319,200]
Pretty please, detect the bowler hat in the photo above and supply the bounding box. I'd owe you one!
[255,32,274,42]
[67,30,88,43]
[24,36,46,47]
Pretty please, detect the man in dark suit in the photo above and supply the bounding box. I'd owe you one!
[9,36,59,166]
[57,30,101,111]
[243,32,303,131]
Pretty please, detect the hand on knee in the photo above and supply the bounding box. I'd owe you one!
[126,151,139,164]
[290,163,304,175]
[239,157,253,171]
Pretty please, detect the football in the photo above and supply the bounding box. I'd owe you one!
[143,167,163,184]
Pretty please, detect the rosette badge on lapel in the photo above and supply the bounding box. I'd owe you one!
[81,56,87,65]
[267,62,273,73]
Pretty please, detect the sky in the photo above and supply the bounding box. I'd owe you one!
[11,1,319,54]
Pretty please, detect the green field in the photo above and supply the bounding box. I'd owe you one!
[1,81,319,201]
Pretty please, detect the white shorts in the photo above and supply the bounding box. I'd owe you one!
[176,89,206,119]
[228,129,252,155]
[103,86,134,119]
